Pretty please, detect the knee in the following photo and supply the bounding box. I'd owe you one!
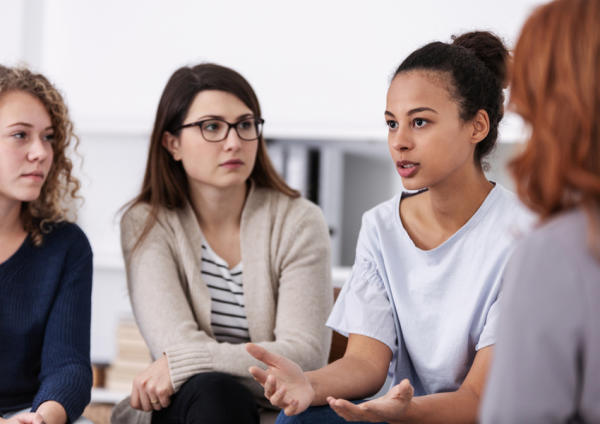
[182,372,251,401]
[180,372,258,421]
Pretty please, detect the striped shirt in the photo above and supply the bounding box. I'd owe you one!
[200,237,250,344]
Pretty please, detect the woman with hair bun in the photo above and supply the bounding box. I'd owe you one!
[0,66,93,424]
[247,31,533,423]
[481,0,600,422]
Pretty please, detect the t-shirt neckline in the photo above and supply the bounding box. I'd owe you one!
[395,183,500,255]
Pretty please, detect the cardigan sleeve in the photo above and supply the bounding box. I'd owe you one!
[121,205,217,391]
[32,226,93,423]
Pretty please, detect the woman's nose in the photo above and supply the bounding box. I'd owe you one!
[27,136,52,162]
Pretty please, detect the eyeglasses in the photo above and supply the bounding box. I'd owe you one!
[176,117,264,142]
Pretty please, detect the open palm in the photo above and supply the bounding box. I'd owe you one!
[328,379,414,423]
[246,343,315,415]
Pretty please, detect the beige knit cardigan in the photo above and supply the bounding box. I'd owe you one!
[120,183,333,394]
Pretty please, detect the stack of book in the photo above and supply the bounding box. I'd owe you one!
[104,318,152,392]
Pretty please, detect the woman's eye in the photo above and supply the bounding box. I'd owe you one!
[44,133,56,143]
[386,120,399,130]
[238,120,253,130]
[413,118,428,128]
[11,131,27,139]
[203,121,221,132]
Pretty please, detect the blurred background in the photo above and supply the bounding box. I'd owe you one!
[2,0,543,398]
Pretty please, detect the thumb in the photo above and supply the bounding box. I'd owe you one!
[390,379,414,401]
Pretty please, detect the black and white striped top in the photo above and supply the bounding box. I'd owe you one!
[200,237,250,344]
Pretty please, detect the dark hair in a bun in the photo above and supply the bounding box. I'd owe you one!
[394,31,509,168]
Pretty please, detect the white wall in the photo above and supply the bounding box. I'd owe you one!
[37,0,542,137]
[1,0,544,363]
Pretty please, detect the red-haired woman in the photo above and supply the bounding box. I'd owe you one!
[480,0,600,422]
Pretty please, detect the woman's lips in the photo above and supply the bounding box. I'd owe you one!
[21,172,45,181]
[220,159,244,169]
[396,161,419,178]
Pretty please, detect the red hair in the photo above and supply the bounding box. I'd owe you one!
[509,0,600,256]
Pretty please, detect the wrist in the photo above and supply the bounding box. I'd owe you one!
[305,371,319,405]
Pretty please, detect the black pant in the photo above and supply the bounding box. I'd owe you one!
[151,372,260,424]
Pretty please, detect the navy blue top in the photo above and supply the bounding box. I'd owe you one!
[0,222,93,422]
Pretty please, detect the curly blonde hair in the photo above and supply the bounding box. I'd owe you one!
[0,66,81,246]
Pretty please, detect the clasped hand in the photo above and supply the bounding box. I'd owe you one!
[130,354,174,411]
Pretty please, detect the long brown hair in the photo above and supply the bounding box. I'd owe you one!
[509,0,600,256]
[0,66,80,246]
[125,63,299,249]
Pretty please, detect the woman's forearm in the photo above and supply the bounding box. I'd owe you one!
[307,355,388,406]
[399,387,480,424]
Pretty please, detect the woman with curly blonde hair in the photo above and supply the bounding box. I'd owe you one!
[0,65,93,424]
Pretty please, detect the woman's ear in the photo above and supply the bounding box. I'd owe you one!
[471,109,490,145]
[162,132,181,161]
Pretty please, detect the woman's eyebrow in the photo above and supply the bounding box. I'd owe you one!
[407,107,438,115]
[192,113,254,121]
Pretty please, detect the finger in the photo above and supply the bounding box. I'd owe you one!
[329,398,364,421]
[130,384,141,409]
[150,396,162,411]
[264,374,277,398]
[248,366,269,385]
[157,388,172,409]
[269,384,287,406]
[138,385,152,412]
[245,343,284,367]
[283,398,299,416]
[32,415,45,424]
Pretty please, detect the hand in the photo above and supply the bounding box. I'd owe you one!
[1,412,47,424]
[327,379,414,423]
[246,343,315,415]
[130,354,174,411]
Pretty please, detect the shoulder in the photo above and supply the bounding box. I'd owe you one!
[249,186,326,226]
[38,222,93,271]
[501,210,595,328]
[121,202,153,230]
[44,221,92,255]
[511,209,587,264]
[361,194,401,230]
[502,210,593,306]
[490,184,534,224]
[477,184,536,243]
[120,202,181,236]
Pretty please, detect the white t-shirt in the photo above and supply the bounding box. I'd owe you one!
[327,184,533,395]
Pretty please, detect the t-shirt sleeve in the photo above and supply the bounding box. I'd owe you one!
[476,294,499,350]
[326,216,396,352]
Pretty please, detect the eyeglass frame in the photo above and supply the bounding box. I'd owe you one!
[174,117,265,142]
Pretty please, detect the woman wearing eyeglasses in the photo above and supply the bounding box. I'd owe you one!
[111,63,332,424]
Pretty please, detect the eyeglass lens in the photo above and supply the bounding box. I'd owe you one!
[201,118,262,141]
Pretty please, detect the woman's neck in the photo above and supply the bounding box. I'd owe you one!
[425,164,493,234]
[188,182,248,232]
[0,199,27,263]
[0,198,24,237]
